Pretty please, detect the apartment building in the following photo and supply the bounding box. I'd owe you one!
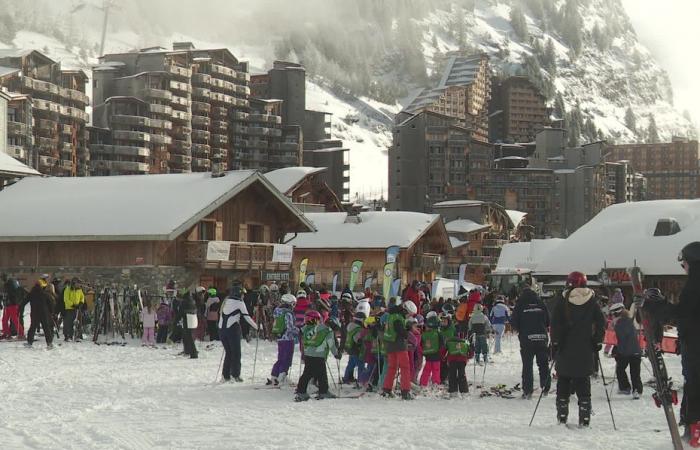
[604,160,647,204]
[607,138,699,200]
[403,53,491,142]
[489,76,550,143]
[389,110,481,212]
[0,49,89,176]
[91,42,255,175]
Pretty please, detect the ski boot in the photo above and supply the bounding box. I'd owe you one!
[632,390,640,400]
[556,397,569,425]
[690,422,700,448]
[23,342,32,348]
[316,392,337,400]
[46,343,54,350]
[401,390,414,400]
[521,392,532,400]
[233,377,244,383]
[278,372,288,385]
[294,392,310,402]
[266,377,279,386]
[578,398,591,428]
[381,388,395,398]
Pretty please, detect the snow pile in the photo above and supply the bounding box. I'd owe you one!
[0,334,683,449]
[265,166,326,195]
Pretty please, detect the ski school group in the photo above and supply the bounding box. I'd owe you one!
[1,241,699,448]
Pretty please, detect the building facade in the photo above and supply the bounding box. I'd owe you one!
[489,76,550,143]
[606,139,699,200]
[0,50,89,176]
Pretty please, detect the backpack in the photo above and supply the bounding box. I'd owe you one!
[272,312,287,336]
[455,303,469,322]
[209,301,220,313]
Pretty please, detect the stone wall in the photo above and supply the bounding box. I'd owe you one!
[3,265,199,294]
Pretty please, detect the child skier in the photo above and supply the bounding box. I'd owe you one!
[343,311,366,384]
[205,288,220,341]
[155,300,172,344]
[412,314,424,384]
[420,312,443,388]
[382,300,417,400]
[445,334,470,398]
[268,293,298,386]
[439,309,457,384]
[295,310,341,401]
[469,303,492,364]
[141,300,157,346]
[358,315,381,391]
[489,296,510,354]
[609,302,643,398]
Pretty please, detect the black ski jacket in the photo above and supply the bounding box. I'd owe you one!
[511,288,550,347]
[551,288,605,377]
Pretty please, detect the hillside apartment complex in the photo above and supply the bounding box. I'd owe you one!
[0,49,89,176]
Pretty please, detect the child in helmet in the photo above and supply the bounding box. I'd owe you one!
[357,315,381,391]
[343,311,367,384]
[469,303,493,365]
[268,293,299,386]
[420,311,443,388]
[406,317,420,385]
[609,302,643,398]
[445,333,470,398]
[295,310,341,401]
[381,298,417,400]
[412,315,424,384]
[439,309,456,383]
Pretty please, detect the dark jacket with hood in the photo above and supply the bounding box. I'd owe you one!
[551,287,606,377]
[613,311,641,357]
[676,261,700,366]
[511,288,550,348]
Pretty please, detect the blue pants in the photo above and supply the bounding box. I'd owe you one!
[493,324,506,353]
[474,335,488,362]
[343,354,363,383]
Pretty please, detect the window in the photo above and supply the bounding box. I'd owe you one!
[248,224,264,243]
[198,221,215,241]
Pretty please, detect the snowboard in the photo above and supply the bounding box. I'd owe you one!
[628,266,684,450]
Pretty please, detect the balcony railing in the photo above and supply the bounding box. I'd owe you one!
[8,121,29,135]
[481,239,509,249]
[144,88,172,101]
[184,240,291,271]
[166,64,192,78]
[462,256,499,267]
[410,253,442,272]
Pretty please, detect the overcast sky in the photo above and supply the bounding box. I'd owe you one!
[622,0,699,130]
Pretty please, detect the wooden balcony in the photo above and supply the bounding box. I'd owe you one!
[184,241,291,271]
[411,253,442,272]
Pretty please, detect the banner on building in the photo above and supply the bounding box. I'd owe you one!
[458,263,467,284]
[385,245,401,264]
[305,273,315,286]
[271,244,293,263]
[332,272,339,294]
[348,260,363,291]
[390,278,401,298]
[382,262,395,299]
[363,276,374,290]
[298,258,309,286]
[206,241,232,261]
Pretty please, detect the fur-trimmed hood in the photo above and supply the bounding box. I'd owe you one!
[567,287,595,306]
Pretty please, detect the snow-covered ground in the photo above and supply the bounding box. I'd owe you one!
[0,332,684,450]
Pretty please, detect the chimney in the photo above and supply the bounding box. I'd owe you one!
[344,209,362,224]
[211,162,225,178]
[173,42,195,51]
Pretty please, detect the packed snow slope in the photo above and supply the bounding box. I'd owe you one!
[0,334,683,450]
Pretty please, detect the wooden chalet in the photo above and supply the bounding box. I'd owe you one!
[0,170,315,292]
[286,211,451,290]
[265,166,343,212]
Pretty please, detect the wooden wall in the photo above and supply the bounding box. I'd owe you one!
[0,241,164,267]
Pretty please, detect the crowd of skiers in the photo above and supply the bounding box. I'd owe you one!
[1,241,699,443]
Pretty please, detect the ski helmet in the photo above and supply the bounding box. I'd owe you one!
[426,316,440,328]
[207,288,217,297]
[356,300,371,317]
[403,301,417,316]
[304,310,322,324]
[644,288,665,303]
[341,292,354,303]
[406,317,418,327]
[281,293,297,306]
[415,314,425,326]
[566,271,588,288]
[442,303,455,316]
[609,303,624,315]
[296,289,307,298]
[426,311,438,320]
[679,242,700,264]
[354,311,367,322]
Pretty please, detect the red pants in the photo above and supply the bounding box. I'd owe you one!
[2,304,24,337]
[383,350,411,392]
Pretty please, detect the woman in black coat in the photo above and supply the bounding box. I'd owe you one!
[550,272,605,427]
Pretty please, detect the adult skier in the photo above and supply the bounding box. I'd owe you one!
[1,273,24,339]
[21,277,55,348]
[511,287,551,399]
[219,282,258,382]
[62,278,85,341]
[490,295,510,354]
[267,293,298,386]
[551,271,605,427]
[176,288,199,359]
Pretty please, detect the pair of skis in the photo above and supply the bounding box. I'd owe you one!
[628,267,684,450]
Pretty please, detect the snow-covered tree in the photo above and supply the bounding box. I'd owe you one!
[647,114,660,143]
[624,107,636,132]
[509,4,528,41]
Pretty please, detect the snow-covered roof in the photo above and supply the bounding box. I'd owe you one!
[0,171,314,242]
[535,200,700,276]
[264,166,326,194]
[0,152,40,178]
[506,210,527,228]
[445,219,489,234]
[434,200,484,207]
[286,211,446,249]
[0,66,20,78]
[449,236,470,249]
[495,239,565,273]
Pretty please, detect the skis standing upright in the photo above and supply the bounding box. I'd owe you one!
[628,267,683,450]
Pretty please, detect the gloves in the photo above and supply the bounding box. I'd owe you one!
[592,342,602,352]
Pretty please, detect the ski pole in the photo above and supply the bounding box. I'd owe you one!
[597,353,617,431]
[251,327,260,384]
[215,347,224,383]
[327,360,337,390]
[529,358,556,427]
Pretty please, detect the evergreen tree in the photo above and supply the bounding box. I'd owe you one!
[509,4,529,41]
[554,93,566,118]
[624,107,636,132]
[647,114,660,143]
[542,39,557,74]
